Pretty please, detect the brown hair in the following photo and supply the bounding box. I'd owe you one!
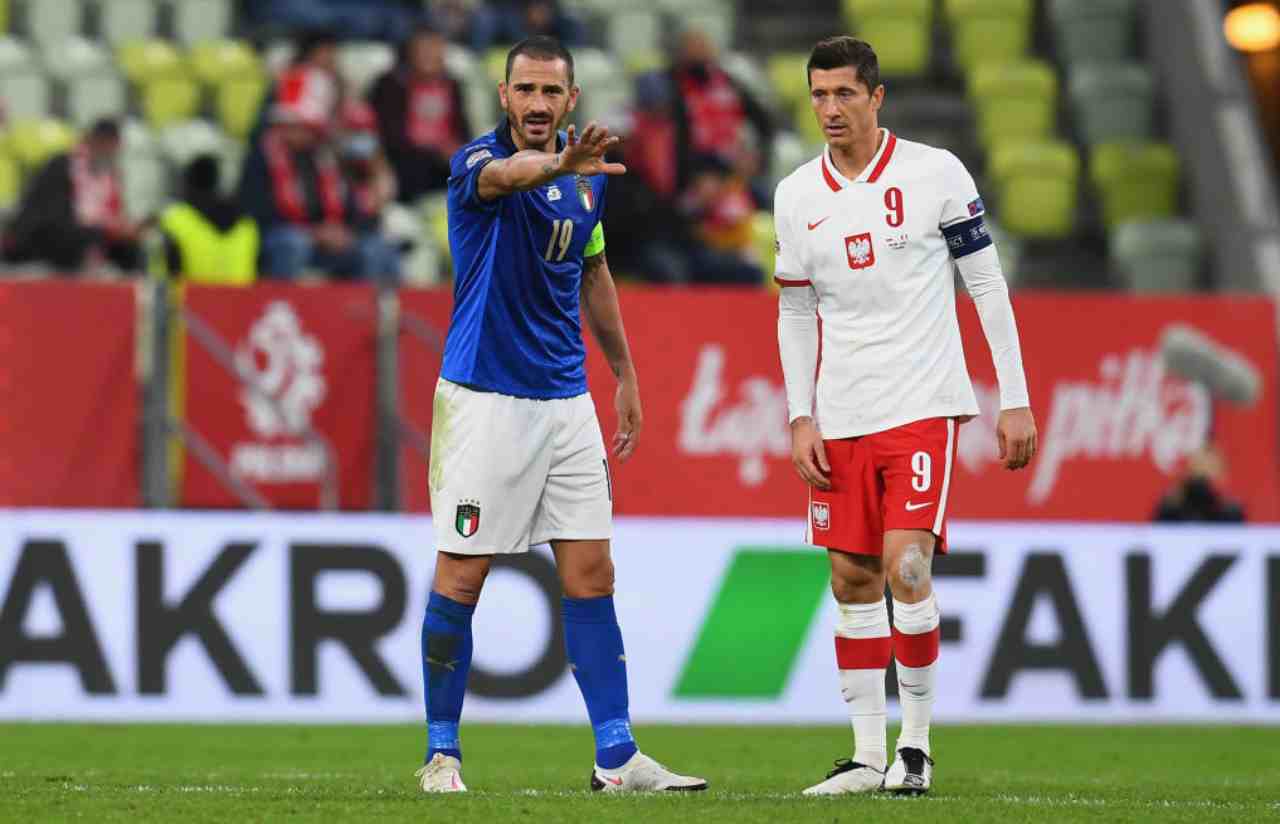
[807,36,880,93]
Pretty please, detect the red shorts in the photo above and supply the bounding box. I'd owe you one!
[807,417,958,556]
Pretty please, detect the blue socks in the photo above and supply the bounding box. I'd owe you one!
[422,592,475,763]
[563,595,638,769]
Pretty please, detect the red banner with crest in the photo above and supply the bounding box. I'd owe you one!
[399,287,1280,522]
[179,284,378,509]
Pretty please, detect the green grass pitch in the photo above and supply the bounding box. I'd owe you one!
[1,723,1276,822]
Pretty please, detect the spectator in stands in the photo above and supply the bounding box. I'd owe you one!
[678,153,762,281]
[667,26,774,204]
[1153,445,1246,523]
[248,0,419,41]
[2,119,142,274]
[250,30,342,144]
[367,23,471,203]
[338,100,399,221]
[152,155,259,285]
[239,68,401,282]
[472,0,585,50]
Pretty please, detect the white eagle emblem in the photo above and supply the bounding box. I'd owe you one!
[848,237,871,265]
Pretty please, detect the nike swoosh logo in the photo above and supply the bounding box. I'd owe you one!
[602,775,622,786]
[905,501,934,511]
[425,656,459,672]
[807,217,830,231]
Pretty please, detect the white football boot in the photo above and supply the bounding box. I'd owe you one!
[883,747,933,795]
[416,753,467,793]
[590,751,709,792]
[802,759,886,795]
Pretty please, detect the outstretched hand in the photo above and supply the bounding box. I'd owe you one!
[561,122,627,177]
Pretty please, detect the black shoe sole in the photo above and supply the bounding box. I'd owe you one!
[590,773,709,792]
[890,786,929,797]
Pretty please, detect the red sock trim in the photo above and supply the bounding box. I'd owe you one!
[892,626,940,668]
[835,635,892,670]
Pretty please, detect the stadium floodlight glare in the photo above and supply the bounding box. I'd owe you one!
[1224,3,1280,53]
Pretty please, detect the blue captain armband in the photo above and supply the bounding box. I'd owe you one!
[942,214,993,259]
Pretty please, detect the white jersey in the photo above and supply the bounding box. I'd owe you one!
[774,129,1028,438]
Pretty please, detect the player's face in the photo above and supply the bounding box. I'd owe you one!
[808,66,883,150]
[500,55,579,151]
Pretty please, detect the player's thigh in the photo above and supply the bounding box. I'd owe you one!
[875,417,958,551]
[531,393,612,546]
[808,437,884,556]
[551,539,614,599]
[429,379,553,555]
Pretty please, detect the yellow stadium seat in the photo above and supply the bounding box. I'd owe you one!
[217,76,268,140]
[0,149,20,212]
[751,210,776,285]
[118,39,184,84]
[7,118,77,170]
[486,46,513,85]
[768,52,810,112]
[142,76,201,129]
[188,39,262,86]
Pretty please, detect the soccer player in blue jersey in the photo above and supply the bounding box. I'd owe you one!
[415,36,708,794]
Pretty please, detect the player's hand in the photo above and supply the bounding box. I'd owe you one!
[997,407,1037,470]
[612,375,642,461]
[790,417,831,490]
[561,122,627,177]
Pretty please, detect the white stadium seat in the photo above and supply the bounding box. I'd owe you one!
[97,0,159,47]
[66,71,129,127]
[172,0,233,47]
[0,70,52,120]
[42,36,113,79]
[337,41,396,98]
[25,0,85,48]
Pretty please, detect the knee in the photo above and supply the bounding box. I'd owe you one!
[563,554,615,599]
[889,541,933,600]
[831,562,882,604]
[433,559,489,604]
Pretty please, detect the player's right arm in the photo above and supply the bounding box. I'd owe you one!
[774,186,831,490]
[475,123,626,201]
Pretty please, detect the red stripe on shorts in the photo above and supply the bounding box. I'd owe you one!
[892,626,940,668]
[835,635,892,670]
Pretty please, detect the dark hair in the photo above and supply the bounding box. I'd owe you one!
[184,154,220,193]
[88,118,120,141]
[505,35,574,85]
[294,28,338,64]
[806,36,880,93]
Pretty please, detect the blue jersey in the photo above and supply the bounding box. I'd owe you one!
[440,122,607,399]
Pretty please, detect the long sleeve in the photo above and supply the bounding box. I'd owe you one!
[778,283,819,423]
[956,245,1030,410]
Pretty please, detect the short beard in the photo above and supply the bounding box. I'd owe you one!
[508,112,558,153]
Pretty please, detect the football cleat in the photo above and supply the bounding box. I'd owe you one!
[802,758,885,795]
[883,747,933,795]
[589,751,709,792]
[416,752,467,793]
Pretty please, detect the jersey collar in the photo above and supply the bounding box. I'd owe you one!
[821,128,896,191]
[495,119,567,154]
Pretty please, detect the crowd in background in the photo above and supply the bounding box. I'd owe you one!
[0,0,776,286]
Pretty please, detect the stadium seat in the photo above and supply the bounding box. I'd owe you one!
[623,49,665,77]
[120,144,168,221]
[1049,0,1137,65]
[951,16,1031,73]
[0,70,51,120]
[1110,218,1201,292]
[683,9,735,52]
[66,72,129,128]
[0,36,33,73]
[263,39,295,75]
[97,0,158,47]
[1069,62,1154,144]
[1090,140,1179,227]
[721,52,772,107]
[26,0,83,48]
[989,140,1079,238]
[769,131,815,190]
[573,48,629,127]
[0,149,21,213]
[607,11,661,64]
[118,39,184,84]
[41,35,112,80]
[768,52,810,114]
[751,210,775,282]
[485,46,511,85]
[141,76,202,130]
[858,17,930,78]
[943,0,1032,23]
[7,117,77,170]
[969,60,1057,149]
[337,41,395,98]
[172,0,232,47]
[189,39,262,87]
[216,76,267,140]
[844,0,933,26]
[157,118,224,166]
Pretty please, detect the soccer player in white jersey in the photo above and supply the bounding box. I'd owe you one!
[774,37,1038,796]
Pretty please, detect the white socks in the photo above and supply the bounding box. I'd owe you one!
[835,600,891,771]
[892,594,940,755]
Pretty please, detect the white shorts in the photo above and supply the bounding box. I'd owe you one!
[429,378,613,554]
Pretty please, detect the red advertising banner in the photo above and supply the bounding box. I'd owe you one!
[396,289,453,512]
[400,287,1280,522]
[180,284,378,509]
[0,281,138,507]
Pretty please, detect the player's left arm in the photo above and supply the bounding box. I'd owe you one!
[939,152,1037,470]
[580,235,641,461]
